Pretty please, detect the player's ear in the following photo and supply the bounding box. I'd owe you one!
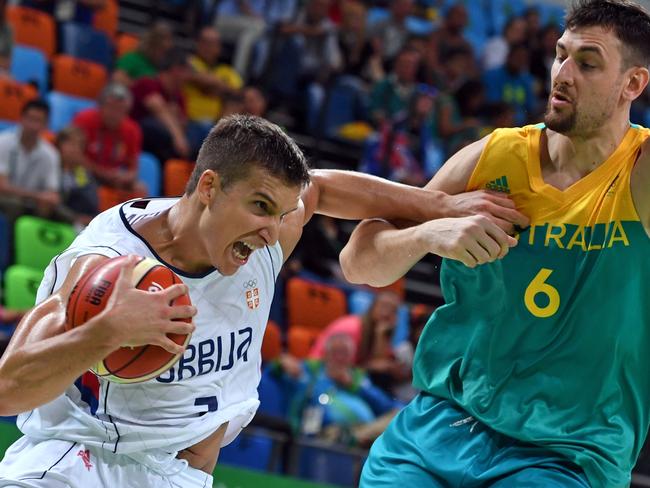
[196,170,222,205]
[623,66,649,102]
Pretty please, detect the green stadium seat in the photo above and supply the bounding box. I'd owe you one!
[14,216,76,272]
[3,264,43,310]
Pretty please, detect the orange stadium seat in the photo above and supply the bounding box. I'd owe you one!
[0,78,38,121]
[287,325,318,359]
[371,276,406,300]
[52,55,108,100]
[261,321,282,362]
[164,159,194,197]
[6,6,56,59]
[286,277,347,331]
[116,33,139,57]
[93,0,119,40]
[97,186,145,212]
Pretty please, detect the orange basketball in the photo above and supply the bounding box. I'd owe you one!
[65,255,192,384]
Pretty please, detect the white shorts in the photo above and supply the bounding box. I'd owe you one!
[0,436,213,488]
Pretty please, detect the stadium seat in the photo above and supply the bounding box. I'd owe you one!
[3,264,43,310]
[47,91,96,132]
[0,120,17,132]
[0,212,10,272]
[0,78,38,122]
[6,6,56,59]
[261,320,282,362]
[10,45,49,94]
[52,55,108,100]
[287,325,318,359]
[93,0,119,40]
[257,368,287,418]
[219,429,281,472]
[163,159,194,197]
[286,277,347,330]
[264,36,303,102]
[538,3,566,29]
[295,439,364,486]
[487,0,526,37]
[406,15,435,36]
[138,152,161,197]
[317,76,368,139]
[60,22,113,70]
[367,6,389,27]
[14,216,76,272]
[0,419,22,459]
[116,32,139,57]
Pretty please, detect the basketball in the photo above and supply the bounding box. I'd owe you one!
[65,255,192,384]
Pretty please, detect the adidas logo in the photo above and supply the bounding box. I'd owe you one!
[485,176,510,194]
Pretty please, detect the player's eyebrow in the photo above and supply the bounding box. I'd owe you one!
[557,41,604,58]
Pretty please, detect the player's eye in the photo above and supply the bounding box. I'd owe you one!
[254,201,269,213]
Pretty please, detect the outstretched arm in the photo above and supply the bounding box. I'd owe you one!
[339,136,528,286]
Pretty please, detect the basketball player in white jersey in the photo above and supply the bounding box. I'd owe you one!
[0,115,527,487]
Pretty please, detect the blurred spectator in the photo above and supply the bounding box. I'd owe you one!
[279,0,341,84]
[427,44,475,92]
[0,0,13,74]
[482,16,527,71]
[73,83,145,195]
[275,334,399,447]
[215,0,296,79]
[56,126,98,226]
[290,215,345,280]
[20,0,107,23]
[309,291,407,392]
[368,47,422,127]
[242,85,268,117]
[524,7,542,52]
[368,0,413,66]
[184,26,243,152]
[130,50,192,163]
[426,4,472,75]
[482,101,516,132]
[113,21,174,86]
[428,78,483,156]
[483,42,535,126]
[337,1,383,84]
[0,99,60,219]
[530,24,561,103]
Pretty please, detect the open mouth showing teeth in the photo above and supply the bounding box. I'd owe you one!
[233,241,255,261]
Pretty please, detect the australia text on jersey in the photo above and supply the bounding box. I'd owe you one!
[156,327,253,383]
[519,220,631,251]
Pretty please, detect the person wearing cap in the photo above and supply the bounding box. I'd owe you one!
[72,82,145,195]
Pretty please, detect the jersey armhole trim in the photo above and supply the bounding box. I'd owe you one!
[466,130,500,192]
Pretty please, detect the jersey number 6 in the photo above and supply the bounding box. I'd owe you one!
[524,268,560,318]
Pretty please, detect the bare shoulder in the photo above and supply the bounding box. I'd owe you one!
[424,134,491,194]
[632,138,650,232]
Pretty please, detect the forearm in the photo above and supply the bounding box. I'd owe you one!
[0,318,118,415]
[156,108,186,142]
[310,169,453,223]
[0,182,44,201]
[340,219,429,287]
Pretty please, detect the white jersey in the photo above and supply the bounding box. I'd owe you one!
[17,198,282,468]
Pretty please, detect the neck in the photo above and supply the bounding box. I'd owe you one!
[138,196,212,273]
[20,132,38,151]
[545,114,630,176]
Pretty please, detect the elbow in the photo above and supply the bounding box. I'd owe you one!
[339,243,389,288]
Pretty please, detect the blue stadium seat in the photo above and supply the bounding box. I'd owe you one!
[258,368,288,418]
[219,430,279,472]
[60,22,113,70]
[487,0,526,36]
[296,442,363,486]
[406,16,434,36]
[10,44,49,94]
[317,76,368,139]
[0,121,17,132]
[138,152,161,197]
[265,36,303,102]
[0,212,10,272]
[47,91,96,132]
[367,6,389,27]
[538,3,566,29]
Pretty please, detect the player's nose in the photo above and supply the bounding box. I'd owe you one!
[259,216,281,245]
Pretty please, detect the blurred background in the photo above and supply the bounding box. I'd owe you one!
[1,0,650,486]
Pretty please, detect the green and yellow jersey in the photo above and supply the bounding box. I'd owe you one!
[413,124,650,487]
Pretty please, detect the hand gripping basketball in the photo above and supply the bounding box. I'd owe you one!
[65,255,196,383]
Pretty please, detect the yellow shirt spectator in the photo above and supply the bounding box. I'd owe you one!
[184,55,243,123]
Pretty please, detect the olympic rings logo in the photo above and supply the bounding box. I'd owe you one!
[243,280,258,289]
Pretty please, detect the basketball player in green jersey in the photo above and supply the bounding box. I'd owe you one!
[341,1,650,486]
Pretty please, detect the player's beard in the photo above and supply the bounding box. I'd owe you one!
[543,96,577,134]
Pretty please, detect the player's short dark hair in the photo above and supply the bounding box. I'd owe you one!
[566,0,650,68]
[21,99,49,117]
[186,115,310,194]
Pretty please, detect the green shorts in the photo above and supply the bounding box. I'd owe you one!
[360,392,590,487]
